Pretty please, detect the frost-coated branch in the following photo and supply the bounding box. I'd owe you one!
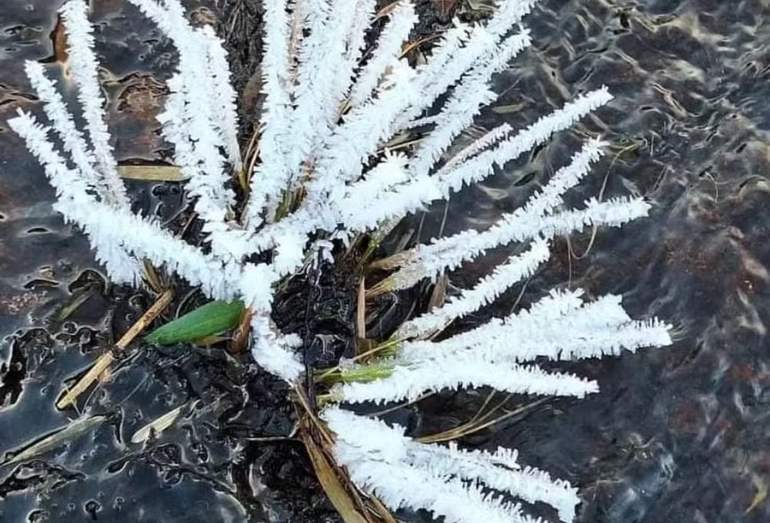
[285,0,361,186]
[59,0,129,209]
[342,91,614,240]
[401,25,496,129]
[128,0,238,252]
[443,123,513,169]
[409,30,532,177]
[485,0,542,39]
[403,196,650,282]
[7,111,138,283]
[199,26,242,171]
[380,138,633,292]
[396,239,551,339]
[406,441,579,523]
[329,0,377,115]
[8,110,231,291]
[522,138,608,217]
[324,407,577,523]
[399,23,468,127]
[346,0,376,62]
[436,87,614,193]
[332,288,671,407]
[24,61,104,197]
[335,152,411,223]
[249,313,304,381]
[348,2,417,107]
[243,0,293,228]
[400,291,672,365]
[335,355,599,404]
[313,60,420,197]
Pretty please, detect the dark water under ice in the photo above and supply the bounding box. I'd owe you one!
[2,0,770,522]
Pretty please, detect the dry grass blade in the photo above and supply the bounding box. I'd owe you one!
[745,474,768,514]
[418,397,548,444]
[118,165,185,182]
[131,403,188,444]
[57,290,95,321]
[194,334,230,346]
[465,0,496,13]
[354,278,376,356]
[356,278,366,340]
[228,306,253,353]
[295,386,396,523]
[142,261,165,293]
[400,35,440,58]
[57,288,174,409]
[240,127,261,192]
[2,415,106,466]
[365,277,396,298]
[366,253,414,298]
[52,14,68,63]
[427,274,448,312]
[368,496,399,523]
[373,2,400,20]
[303,426,372,523]
[368,251,410,272]
[57,352,115,410]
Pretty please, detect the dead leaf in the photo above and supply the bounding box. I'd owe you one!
[428,274,448,311]
[131,404,188,444]
[57,290,95,321]
[52,15,68,64]
[118,165,186,182]
[492,102,527,114]
[3,415,106,466]
[228,307,253,354]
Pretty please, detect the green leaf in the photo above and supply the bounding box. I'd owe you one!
[145,300,245,345]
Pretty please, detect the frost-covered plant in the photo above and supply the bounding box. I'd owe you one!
[9,0,672,522]
[325,406,580,523]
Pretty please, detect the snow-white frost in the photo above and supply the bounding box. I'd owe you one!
[9,1,673,522]
[324,406,579,523]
